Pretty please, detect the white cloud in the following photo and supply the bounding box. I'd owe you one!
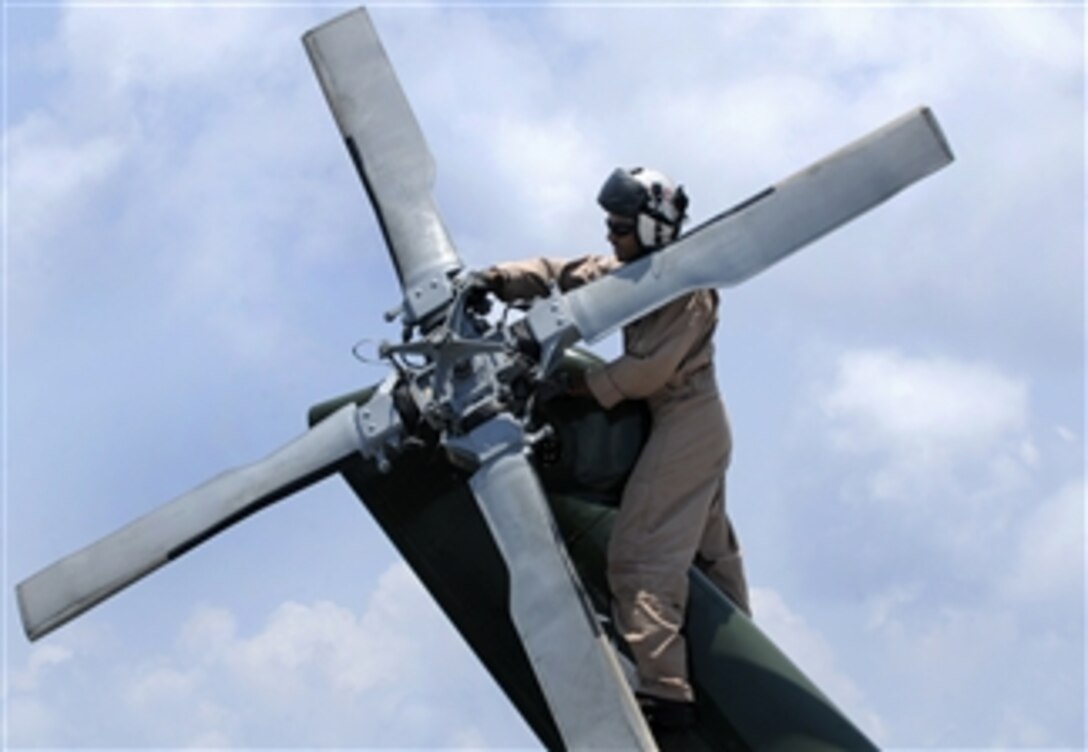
[123,664,200,708]
[1004,480,1085,605]
[981,6,1082,74]
[992,711,1051,748]
[795,348,1080,593]
[53,6,292,101]
[858,594,1083,748]
[822,348,1027,457]
[224,596,409,700]
[6,112,126,252]
[178,603,236,659]
[776,346,1083,745]
[3,697,56,746]
[7,561,535,748]
[6,4,1082,750]
[1056,425,1078,444]
[863,582,923,633]
[7,5,366,368]
[492,113,603,241]
[8,643,73,693]
[168,565,434,720]
[817,348,1035,507]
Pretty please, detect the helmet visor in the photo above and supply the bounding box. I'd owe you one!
[597,168,648,218]
[605,216,638,237]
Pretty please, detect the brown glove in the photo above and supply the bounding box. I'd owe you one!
[464,268,502,314]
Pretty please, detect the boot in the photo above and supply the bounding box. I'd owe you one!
[637,692,697,733]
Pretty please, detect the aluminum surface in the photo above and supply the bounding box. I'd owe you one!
[454,416,656,751]
[16,404,365,641]
[304,9,461,316]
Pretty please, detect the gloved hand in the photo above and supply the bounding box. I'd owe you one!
[463,268,501,315]
[536,369,591,403]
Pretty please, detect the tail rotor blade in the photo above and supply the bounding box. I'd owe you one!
[453,416,655,750]
[561,106,954,344]
[303,9,462,314]
[16,404,364,642]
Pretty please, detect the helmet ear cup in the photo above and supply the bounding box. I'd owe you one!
[635,170,684,249]
[637,213,676,248]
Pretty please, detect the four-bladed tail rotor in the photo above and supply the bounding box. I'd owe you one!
[302,14,656,745]
[19,9,657,749]
[15,6,955,750]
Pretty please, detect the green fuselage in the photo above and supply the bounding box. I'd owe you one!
[308,352,877,752]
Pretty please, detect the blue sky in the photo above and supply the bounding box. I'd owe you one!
[4,2,1084,749]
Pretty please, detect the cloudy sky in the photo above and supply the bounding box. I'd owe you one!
[3,2,1084,749]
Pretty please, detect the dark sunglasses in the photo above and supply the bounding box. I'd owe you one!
[606,217,637,237]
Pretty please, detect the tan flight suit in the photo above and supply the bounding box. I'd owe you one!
[489,254,751,704]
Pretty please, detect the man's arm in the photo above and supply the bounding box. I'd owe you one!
[486,255,619,301]
[585,291,716,409]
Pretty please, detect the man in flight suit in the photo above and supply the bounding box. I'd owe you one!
[480,167,751,734]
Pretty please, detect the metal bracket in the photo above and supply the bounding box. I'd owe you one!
[403,271,455,325]
[354,373,405,473]
[524,288,581,376]
[443,413,525,473]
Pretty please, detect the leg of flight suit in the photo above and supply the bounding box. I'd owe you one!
[607,390,731,703]
[696,480,752,617]
[691,403,752,614]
